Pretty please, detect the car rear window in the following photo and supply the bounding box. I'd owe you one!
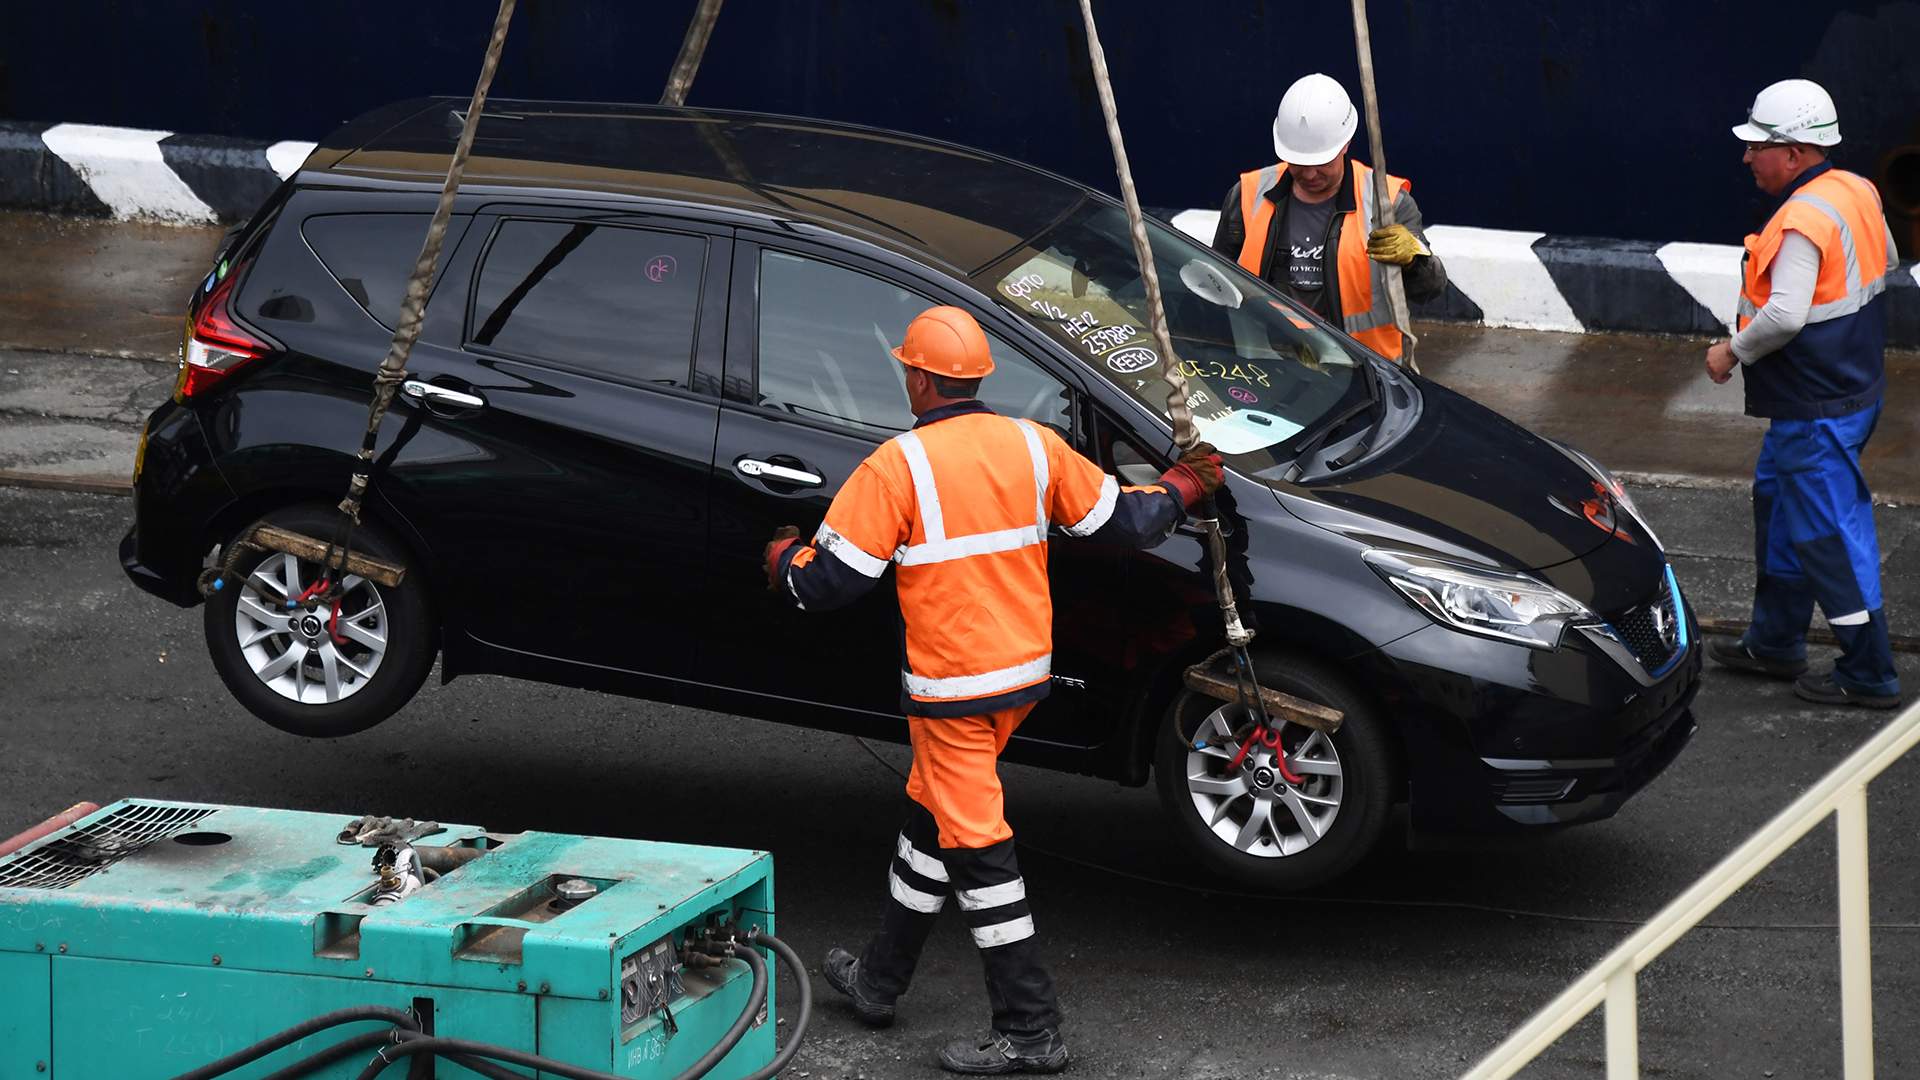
[301,212,466,330]
[469,219,705,388]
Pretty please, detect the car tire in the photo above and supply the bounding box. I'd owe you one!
[1154,652,1397,891]
[203,504,433,738]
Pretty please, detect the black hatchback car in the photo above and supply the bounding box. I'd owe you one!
[123,99,1699,889]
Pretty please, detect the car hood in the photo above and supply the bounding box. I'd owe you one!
[1272,377,1636,576]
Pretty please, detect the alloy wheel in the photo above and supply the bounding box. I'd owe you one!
[234,552,389,704]
[1183,703,1343,858]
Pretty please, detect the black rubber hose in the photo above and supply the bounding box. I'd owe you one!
[666,946,768,1080]
[352,947,774,1080]
[735,930,813,1080]
[351,1034,625,1080]
[167,1006,420,1080]
[256,1031,396,1080]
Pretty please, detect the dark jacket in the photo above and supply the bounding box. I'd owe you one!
[1210,159,1447,318]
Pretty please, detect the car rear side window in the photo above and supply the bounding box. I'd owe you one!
[469,219,705,387]
[303,212,463,330]
[755,250,1071,438]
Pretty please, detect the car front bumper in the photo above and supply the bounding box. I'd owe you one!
[1373,585,1703,834]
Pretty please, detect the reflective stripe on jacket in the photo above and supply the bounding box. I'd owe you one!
[1737,165,1889,419]
[776,401,1185,717]
[1236,159,1411,360]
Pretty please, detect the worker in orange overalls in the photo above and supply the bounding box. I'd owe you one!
[763,306,1222,1074]
[1211,72,1446,363]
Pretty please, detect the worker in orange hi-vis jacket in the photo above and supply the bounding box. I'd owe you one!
[763,305,1222,1075]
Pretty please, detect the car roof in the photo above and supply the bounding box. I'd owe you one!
[312,97,1093,277]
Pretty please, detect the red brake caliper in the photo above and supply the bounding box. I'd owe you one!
[1226,725,1305,785]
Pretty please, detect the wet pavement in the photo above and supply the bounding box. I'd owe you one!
[1418,322,1920,505]
[0,211,225,361]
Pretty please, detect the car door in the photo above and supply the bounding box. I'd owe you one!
[702,234,1118,744]
[376,205,729,680]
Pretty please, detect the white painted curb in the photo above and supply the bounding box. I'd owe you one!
[40,123,218,225]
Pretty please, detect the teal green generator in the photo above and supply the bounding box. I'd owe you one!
[0,799,786,1078]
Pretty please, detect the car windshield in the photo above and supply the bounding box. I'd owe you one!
[976,199,1368,477]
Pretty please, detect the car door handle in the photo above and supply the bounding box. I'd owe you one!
[736,458,823,486]
[402,380,486,410]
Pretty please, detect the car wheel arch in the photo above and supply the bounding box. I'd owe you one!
[1131,639,1411,805]
[201,490,443,656]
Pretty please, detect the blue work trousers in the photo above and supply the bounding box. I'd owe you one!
[1743,402,1900,696]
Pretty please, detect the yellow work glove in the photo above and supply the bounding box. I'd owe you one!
[1366,224,1425,266]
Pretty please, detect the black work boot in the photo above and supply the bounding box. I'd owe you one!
[1793,673,1902,710]
[1707,636,1808,679]
[939,1028,1069,1074]
[823,946,896,1027]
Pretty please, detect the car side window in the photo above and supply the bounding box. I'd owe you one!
[469,219,705,387]
[755,249,1072,438]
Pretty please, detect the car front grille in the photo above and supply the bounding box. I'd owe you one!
[1606,570,1681,672]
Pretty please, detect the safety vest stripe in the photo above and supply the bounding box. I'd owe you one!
[815,523,889,579]
[1345,307,1398,333]
[896,833,949,882]
[1061,475,1119,537]
[1016,420,1051,531]
[888,869,946,913]
[893,417,1053,568]
[1785,190,1888,322]
[1791,192,1863,294]
[969,914,1036,949]
[1351,168,1401,336]
[894,431,946,543]
[898,525,1046,566]
[903,653,1052,700]
[956,878,1026,911]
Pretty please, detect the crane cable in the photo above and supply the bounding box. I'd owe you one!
[1075,0,1278,734]
[1349,0,1421,374]
[316,0,517,585]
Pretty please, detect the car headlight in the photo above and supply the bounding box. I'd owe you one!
[1552,442,1662,551]
[1363,550,1598,650]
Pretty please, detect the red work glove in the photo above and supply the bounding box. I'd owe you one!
[764,525,802,590]
[1158,442,1224,510]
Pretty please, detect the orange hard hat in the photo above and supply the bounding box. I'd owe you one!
[890,306,995,378]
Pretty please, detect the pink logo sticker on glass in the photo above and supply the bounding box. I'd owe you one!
[1229,387,1259,404]
[646,256,678,283]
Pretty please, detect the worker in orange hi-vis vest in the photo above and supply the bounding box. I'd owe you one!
[1211,73,1447,362]
[1703,79,1902,709]
[762,305,1222,1075]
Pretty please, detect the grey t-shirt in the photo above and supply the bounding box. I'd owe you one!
[1278,195,1338,317]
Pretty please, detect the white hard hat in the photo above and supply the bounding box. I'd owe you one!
[1732,79,1841,147]
[1272,73,1357,166]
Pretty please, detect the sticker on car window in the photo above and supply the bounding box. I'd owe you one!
[1194,409,1303,454]
[999,273,1146,362]
[1105,346,1157,374]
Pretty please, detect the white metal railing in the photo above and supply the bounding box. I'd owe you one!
[1464,699,1920,1080]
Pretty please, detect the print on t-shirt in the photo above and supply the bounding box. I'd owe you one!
[1278,196,1336,316]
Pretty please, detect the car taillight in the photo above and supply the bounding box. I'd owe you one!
[175,269,269,401]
